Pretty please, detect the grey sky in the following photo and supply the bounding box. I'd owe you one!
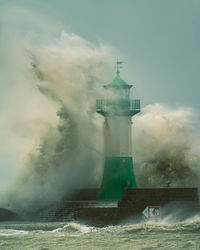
[1,0,200,108]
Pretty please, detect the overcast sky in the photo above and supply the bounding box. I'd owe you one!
[1,0,200,107]
[0,0,200,185]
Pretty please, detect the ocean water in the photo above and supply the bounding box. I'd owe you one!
[0,217,200,250]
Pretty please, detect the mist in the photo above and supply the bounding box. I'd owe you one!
[0,4,114,212]
[0,4,200,214]
[133,104,200,189]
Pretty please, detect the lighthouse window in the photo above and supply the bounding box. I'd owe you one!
[119,89,129,99]
[123,89,129,98]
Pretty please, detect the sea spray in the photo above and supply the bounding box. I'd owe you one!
[133,103,200,190]
[3,34,114,213]
[0,4,114,213]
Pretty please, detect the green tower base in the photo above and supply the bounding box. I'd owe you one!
[98,157,137,201]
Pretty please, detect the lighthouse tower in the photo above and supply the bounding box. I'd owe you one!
[96,61,140,200]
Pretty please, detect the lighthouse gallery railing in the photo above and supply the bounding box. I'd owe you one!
[96,99,140,115]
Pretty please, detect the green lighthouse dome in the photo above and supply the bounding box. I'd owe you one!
[105,75,132,88]
[104,61,132,89]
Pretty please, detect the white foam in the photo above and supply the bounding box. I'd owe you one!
[0,230,28,236]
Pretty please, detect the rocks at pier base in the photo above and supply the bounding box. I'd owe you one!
[0,208,18,221]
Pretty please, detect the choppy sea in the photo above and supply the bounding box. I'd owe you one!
[0,216,200,250]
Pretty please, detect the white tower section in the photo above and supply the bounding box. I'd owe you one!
[105,116,132,157]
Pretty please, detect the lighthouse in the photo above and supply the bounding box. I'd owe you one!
[96,61,140,200]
